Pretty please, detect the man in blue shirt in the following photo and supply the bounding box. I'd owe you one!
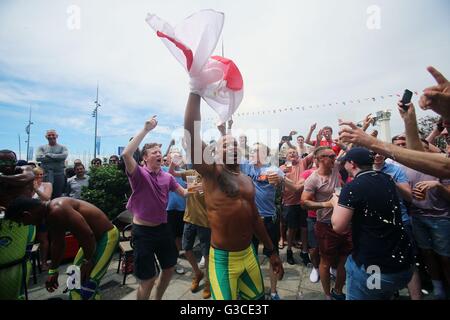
[241,142,284,300]
[162,152,187,275]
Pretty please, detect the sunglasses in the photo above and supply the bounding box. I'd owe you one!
[320,154,336,159]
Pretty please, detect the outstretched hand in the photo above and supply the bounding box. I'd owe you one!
[419,66,450,120]
[144,116,158,132]
[338,121,376,148]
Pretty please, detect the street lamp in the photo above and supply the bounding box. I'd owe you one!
[92,84,101,159]
[25,106,33,161]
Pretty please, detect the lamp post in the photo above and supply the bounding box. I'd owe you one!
[92,84,101,159]
[25,106,33,161]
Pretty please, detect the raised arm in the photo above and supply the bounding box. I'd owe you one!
[339,121,450,178]
[397,102,425,152]
[163,139,176,158]
[122,116,157,175]
[305,123,317,146]
[184,93,211,176]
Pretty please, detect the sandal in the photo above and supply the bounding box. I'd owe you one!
[278,242,285,250]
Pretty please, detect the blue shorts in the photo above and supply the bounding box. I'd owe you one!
[182,223,211,257]
[411,215,450,257]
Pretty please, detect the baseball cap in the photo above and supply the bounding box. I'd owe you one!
[341,147,374,166]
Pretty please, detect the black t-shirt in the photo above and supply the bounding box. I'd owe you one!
[338,170,413,273]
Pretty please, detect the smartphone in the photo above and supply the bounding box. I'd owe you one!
[282,135,292,141]
[400,89,413,110]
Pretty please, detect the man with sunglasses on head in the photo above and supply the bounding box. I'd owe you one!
[36,130,68,199]
[301,146,351,300]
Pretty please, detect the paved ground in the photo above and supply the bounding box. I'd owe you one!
[27,245,413,300]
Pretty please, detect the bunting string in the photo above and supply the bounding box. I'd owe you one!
[204,90,419,121]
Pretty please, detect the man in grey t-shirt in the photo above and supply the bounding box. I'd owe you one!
[36,129,68,198]
[301,146,351,300]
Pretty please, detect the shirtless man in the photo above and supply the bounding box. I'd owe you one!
[5,197,119,300]
[184,93,284,300]
[0,150,35,300]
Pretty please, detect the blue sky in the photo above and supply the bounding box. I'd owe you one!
[1,0,449,164]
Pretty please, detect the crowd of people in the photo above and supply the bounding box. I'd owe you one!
[1,65,449,301]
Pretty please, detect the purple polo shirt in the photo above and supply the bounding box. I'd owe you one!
[126,165,179,224]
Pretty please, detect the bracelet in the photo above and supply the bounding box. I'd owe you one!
[48,268,58,275]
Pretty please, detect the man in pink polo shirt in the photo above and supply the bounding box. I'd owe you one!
[122,116,187,300]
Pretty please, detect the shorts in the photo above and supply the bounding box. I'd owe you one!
[167,210,185,238]
[182,223,211,257]
[307,217,318,248]
[132,223,178,280]
[252,216,279,257]
[70,226,119,300]
[209,245,264,300]
[411,215,450,257]
[315,221,352,260]
[282,205,307,229]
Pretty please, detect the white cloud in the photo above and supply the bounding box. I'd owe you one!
[0,0,449,154]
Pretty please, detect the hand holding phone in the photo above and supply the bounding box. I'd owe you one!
[400,89,413,111]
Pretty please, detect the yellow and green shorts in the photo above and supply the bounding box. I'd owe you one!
[209,245,264,300]
[70,226,119,300]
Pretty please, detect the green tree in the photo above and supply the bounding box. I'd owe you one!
[81,165,131,220]
[417,115,446,150]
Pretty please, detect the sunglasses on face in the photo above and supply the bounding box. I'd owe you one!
[320,154,336,159]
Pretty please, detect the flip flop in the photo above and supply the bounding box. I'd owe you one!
[278,243,285,250]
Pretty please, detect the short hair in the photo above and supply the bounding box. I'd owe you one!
[0,149,17,160]
[91,158,102,164]
[314,146,332,157]
[5,196,42,221]
[45,129,57,135]
[323,126,333,133]
[74,163,85,169]
[109,155,119,160]
[297,135,305,139]
[391,135,406,143]
[141,143,161,158]
[33,167,44,175]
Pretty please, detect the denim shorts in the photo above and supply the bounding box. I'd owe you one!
[411,215,450,257]
[345,255,413,300]
[182,223,211,257]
